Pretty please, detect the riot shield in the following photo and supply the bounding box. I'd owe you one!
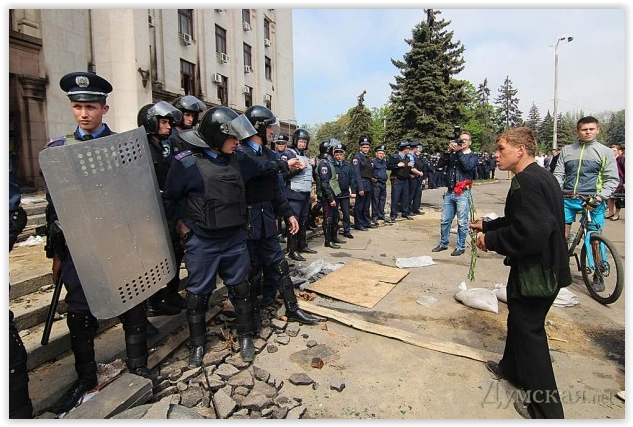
[39,127,176,318]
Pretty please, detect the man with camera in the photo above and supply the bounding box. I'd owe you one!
[431,127,478,256]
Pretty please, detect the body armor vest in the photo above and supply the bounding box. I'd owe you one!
[185,154,246,230]
[359,155,373,179]
[289,152,313,193]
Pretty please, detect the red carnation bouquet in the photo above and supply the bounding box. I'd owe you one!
[454,180,478,281]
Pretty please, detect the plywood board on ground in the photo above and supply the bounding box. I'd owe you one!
[307,259,409,308]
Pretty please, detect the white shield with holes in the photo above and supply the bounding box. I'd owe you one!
[39,127,176,318]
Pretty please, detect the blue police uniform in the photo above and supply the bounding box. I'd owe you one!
[386,145,413,220]
[318,154,345,248]
[352,150,373,230]
[43,71,155,415]
[10,159,32,419]
[408,146,425,215]
[371,152,388,222]
[334,158,357,236]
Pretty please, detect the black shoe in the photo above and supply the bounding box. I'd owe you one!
[289,251,306,262]
[431,245,448,252]
[299,247,317,254]
[343,233,354,239]
[355,227,368,231]
[146,320,159,336]
[513,399,534,419]
[451,248,465,256]
[485,360,505,380]
[239,336,255,362]
[188,345,205,368]
[147,301,181,317]
[286,308,318,324]
[51,377,98,414]
[402,215,414,220]
[163,291,187,309]
[325,241,341,249]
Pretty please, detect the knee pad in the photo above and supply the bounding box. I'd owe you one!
[186,291,209,314]
[228,280,250,300]
[273,258,290,278]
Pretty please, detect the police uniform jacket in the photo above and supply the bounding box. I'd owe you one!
[333,159,357,198]
[241,140,294,239]
[371,157,388,183]
[386,151,411,180]
[352,152,373,191]
[162,147,280,241]
[147,135,177,190]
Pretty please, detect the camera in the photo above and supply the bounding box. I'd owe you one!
[450,126,464,145]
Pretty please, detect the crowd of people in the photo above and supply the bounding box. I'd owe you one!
[9,68,624,420]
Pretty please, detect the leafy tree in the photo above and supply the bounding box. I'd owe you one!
[556,113,577,148]
[524,103,541,135]
[346,90,373,156]
[473,78,496,152]
[537,110,554,149]
[494,75,523,130]
[384,9,467,153]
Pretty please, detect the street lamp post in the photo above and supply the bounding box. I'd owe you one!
[552,35,573,150]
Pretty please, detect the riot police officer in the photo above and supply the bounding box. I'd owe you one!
[333,143,357,238]
[408,141,425,216]
[45,72,155,415]
[318,139,347,248]
[387,141,414,221]
[168,95,207,152]
[162,106,306,366]
[242,106,317,324]
[273,133,292,244]
[137,101,186,316]
[10,159,32,419]
[284,128,318,261]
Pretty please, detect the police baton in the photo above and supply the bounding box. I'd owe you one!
[41,274,63,346]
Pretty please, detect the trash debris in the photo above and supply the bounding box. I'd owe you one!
[15,235,44,247]
[553,287,579,307]
[293,259,345,290]
[492,283,507,303]
[454,282,499,313]
[416,296,438,306]
[395,256,435,268]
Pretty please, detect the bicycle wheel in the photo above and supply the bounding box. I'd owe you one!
[580,234,624,304]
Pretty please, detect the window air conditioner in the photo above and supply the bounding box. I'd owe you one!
[148,15,156,28]
[264,94,272,102]
[213,73,223,84]
[182,33,192,45]
[242,86,251,94]
[220,52,229,63]
[244,65,252,73]
[264,38,272,47]
[243,22,252,31]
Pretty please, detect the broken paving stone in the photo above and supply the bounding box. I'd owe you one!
[261,407,274,418]
[286,323,300,337]
[287,405,307,419]
[232,408,250,418]
[153,385,178,402]
[270,319,287,330]
[252,365,271,383]
[267,345,279,353]
[226,353,251,370]
[206,374,225,391]
[215,363,240,380]
[311,357,324,369]
[330,378,346,392]
[232,386,250,397]
[227,369,254,388]
[275,334,290,345]
[180,386,205,408]
[301,334,309,339]
[240,392,274,410]
[213,388,238,419]
[290,344,338,371]
[252,379,278,398]
[192,406,217,419]
[177,367,202,384]
[312,382,319,390]
[267,376,284,391]
[289,372,314,386]
[306,340,318,348]
[258,326,273,340]
[177,382,188,392]
[253,338,267,352]
[202,348,231,367]
[271,406,289,419]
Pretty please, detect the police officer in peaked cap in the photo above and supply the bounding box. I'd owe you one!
[59,71,113,102]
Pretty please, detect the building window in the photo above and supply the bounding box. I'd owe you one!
[243,43,252,68]
[264,19,271,40]
[215,25,227,55]
[265,56,272,80]
[216,75,228,106]
[242,9,250,25]
[178,9,193,36]
[180,59,195,95]
[244,87,253,109]
[264,95,272,110]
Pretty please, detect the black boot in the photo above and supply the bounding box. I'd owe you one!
[147,290,181,317]
[276,259,318,324]
[185,292,209,368]
[9,313,33,419]
[120,304,155,381]
[331,224,346,244]
[288,233,306,261]
[298,219,317,254]
[229,281,257,362]
[323,218,340,249]
[51,312,99,415]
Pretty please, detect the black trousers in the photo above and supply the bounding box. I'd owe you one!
[499,273,564,419]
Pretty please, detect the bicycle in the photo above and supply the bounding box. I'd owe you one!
[566,195,624,304]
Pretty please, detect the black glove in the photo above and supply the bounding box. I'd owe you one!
[10,207,27,235]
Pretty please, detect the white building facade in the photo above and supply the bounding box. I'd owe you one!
[9,8,296,187]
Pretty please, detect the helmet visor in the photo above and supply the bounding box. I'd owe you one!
[220,114,257,140]
[267,119,281,144]
[150,101,183,123]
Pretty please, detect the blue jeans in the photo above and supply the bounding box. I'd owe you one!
[439,189,470,251]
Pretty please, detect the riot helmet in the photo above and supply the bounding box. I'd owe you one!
[292,128,311,148]
[318,140,332,155]
[137,101,183,135]
[198,106,257,150]
[244,105,280,145]
[172,95,206,128]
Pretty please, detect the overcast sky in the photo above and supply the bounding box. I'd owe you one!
[291,5,626,126]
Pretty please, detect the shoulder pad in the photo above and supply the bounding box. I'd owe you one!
[175,150,193,161]
[45,136,67,148]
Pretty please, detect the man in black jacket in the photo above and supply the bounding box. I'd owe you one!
[470,127,571,419]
